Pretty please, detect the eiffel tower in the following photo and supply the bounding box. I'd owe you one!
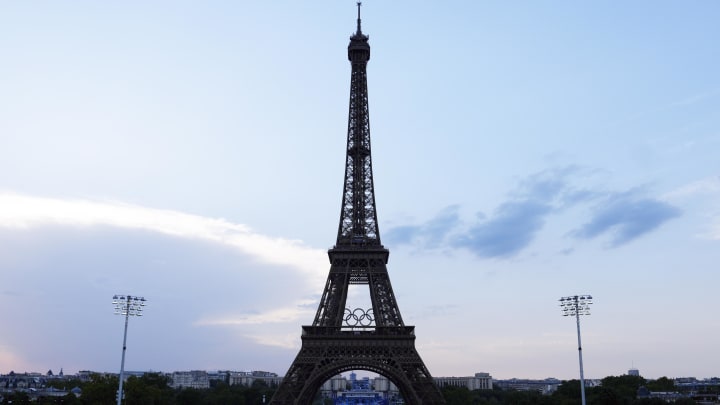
[269,4,446,405]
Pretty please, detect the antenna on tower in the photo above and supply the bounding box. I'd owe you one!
[356,2,362,34]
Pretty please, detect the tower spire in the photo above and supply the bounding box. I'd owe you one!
[348,1,370,63]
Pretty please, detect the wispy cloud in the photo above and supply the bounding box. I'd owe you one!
[384,167,682,258]
[241,333,300,350]
[384,205,460,248]
[196,300,316,326]
[414,304,460,320]
[0,193,326,278]
[662,176,720,201]
[668,88,720,108]
[662,176,720,240]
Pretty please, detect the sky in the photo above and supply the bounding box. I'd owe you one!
[1,1,719,382]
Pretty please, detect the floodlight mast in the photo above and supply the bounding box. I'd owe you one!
[113,295,146,405]
[559,295,592,405]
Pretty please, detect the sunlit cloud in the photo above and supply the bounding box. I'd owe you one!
[242,333,300,350]
[662,176,720,201]
[0,192,326,278]
[196,301,316,326]
[661,176,720,240]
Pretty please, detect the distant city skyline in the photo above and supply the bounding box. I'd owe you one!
[2,365,715,383]
[1,2,719,381]
[3,367,716,382]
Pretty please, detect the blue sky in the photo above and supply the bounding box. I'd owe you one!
[1,1,719,381]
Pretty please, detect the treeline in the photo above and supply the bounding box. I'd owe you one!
[2,373,278,405]
[3,373,716,404]
[443,375,709,405]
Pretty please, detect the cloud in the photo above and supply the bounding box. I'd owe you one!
[513,166,579,202]
[196,300,316,326]
[384,225,422,245]
[0,194,330,373]
[383,168,588,256]
[663,176,720,201]
[422,205,462,244]
[414,304,460,320]
[0,193,326,280]
[451,167,595,258]
[387,167,590,258]
[661,176,720,240]
[384,167,683,258]
[454,200,552,258]
[241,333,300,350]
[572,191,682,246]
[384,205,460,247]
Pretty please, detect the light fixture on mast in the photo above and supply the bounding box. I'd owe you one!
[559,295,592,405]
[113,295,147,405]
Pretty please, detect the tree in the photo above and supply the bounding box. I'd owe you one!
[588,385,624,405]
[2,391,31,405]
[645,377,675,392]
[600,374,646,402]
[34,393,80,405]
[441,386,474,405]
[117,373,174,405]
[634,398,671,405]
[175,388,203,405]
[78,374,118,405]
[45,377,83,392]
[203,382,246,405]
[553,379,583,403]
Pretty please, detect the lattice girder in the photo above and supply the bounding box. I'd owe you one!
[336,30,380,248]
[312,249,403,328]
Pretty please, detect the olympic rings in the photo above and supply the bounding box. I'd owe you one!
[343,307,374,327]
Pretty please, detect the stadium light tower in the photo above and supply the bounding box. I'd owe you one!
[559,295,592,405]
[113,295,146,405]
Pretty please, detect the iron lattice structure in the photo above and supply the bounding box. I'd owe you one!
[269,5,446,405]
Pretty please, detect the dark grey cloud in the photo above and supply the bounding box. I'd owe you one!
[386,167,585,258]
[453,200,552,258]
[383,166,683,259]
[573,191,682,246]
